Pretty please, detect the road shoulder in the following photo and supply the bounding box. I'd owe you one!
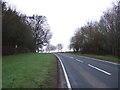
[55,54,68,88]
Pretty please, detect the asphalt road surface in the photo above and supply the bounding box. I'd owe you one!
[55,53,120,88]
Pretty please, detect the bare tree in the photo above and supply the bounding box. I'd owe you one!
[27,15,52,52]
[69,1,120,56]
[57,43,63,52]
[45,44,56,53]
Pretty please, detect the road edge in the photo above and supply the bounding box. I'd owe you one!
[54,54,72,89]
[66,53,120,65]
[79,55,120,65]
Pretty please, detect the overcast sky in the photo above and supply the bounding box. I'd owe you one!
[4,0,117,51]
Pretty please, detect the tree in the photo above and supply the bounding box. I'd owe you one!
[69,1,120,57]
[69,28,84,52]
[27,15,52,52]
[57,44,63,52]
[98,1,120,56]
[2,1,35,55]
[45,44,56,53]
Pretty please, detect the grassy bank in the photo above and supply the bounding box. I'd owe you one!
[65,52,120,62]
[3,53,57,88]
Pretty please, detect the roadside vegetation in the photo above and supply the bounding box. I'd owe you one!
[65,52,120,62]
[3,53,57,88]
[69,1,120,58]
[2,1,52,56]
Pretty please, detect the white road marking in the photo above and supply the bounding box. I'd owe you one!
[80,56,120,65]
[88,64,111,76]
[70,57,73,59]
[54,54,72,89]
[76,59,83,63]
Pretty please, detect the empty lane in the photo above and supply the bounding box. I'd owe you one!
[55,53,119,88]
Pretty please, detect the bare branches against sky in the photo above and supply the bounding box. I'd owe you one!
[3,0,117,51]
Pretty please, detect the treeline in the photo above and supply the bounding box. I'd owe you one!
[69,1,120,57]
[2,1,52,56]
[45,43,63,53]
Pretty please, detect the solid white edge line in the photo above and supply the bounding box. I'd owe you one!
[88,64,111,76]
[54,54,72,89]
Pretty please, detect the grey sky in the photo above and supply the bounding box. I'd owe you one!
[4,0,117,51]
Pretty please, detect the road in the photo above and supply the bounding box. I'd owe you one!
[55,53,120,88]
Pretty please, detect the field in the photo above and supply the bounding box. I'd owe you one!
[2,53,57,88]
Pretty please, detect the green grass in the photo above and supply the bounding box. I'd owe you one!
[2,53,57,88]
[65,52,120,62]
[82,54,119,61]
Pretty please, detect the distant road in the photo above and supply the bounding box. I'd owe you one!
[55,53,119,88]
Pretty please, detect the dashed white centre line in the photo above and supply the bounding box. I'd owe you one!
[76,59,83,63]
[88,64,111,76]
[70,57,73,59]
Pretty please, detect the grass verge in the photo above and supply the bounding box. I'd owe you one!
[3,53,57,88]
[65,52,120,63]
